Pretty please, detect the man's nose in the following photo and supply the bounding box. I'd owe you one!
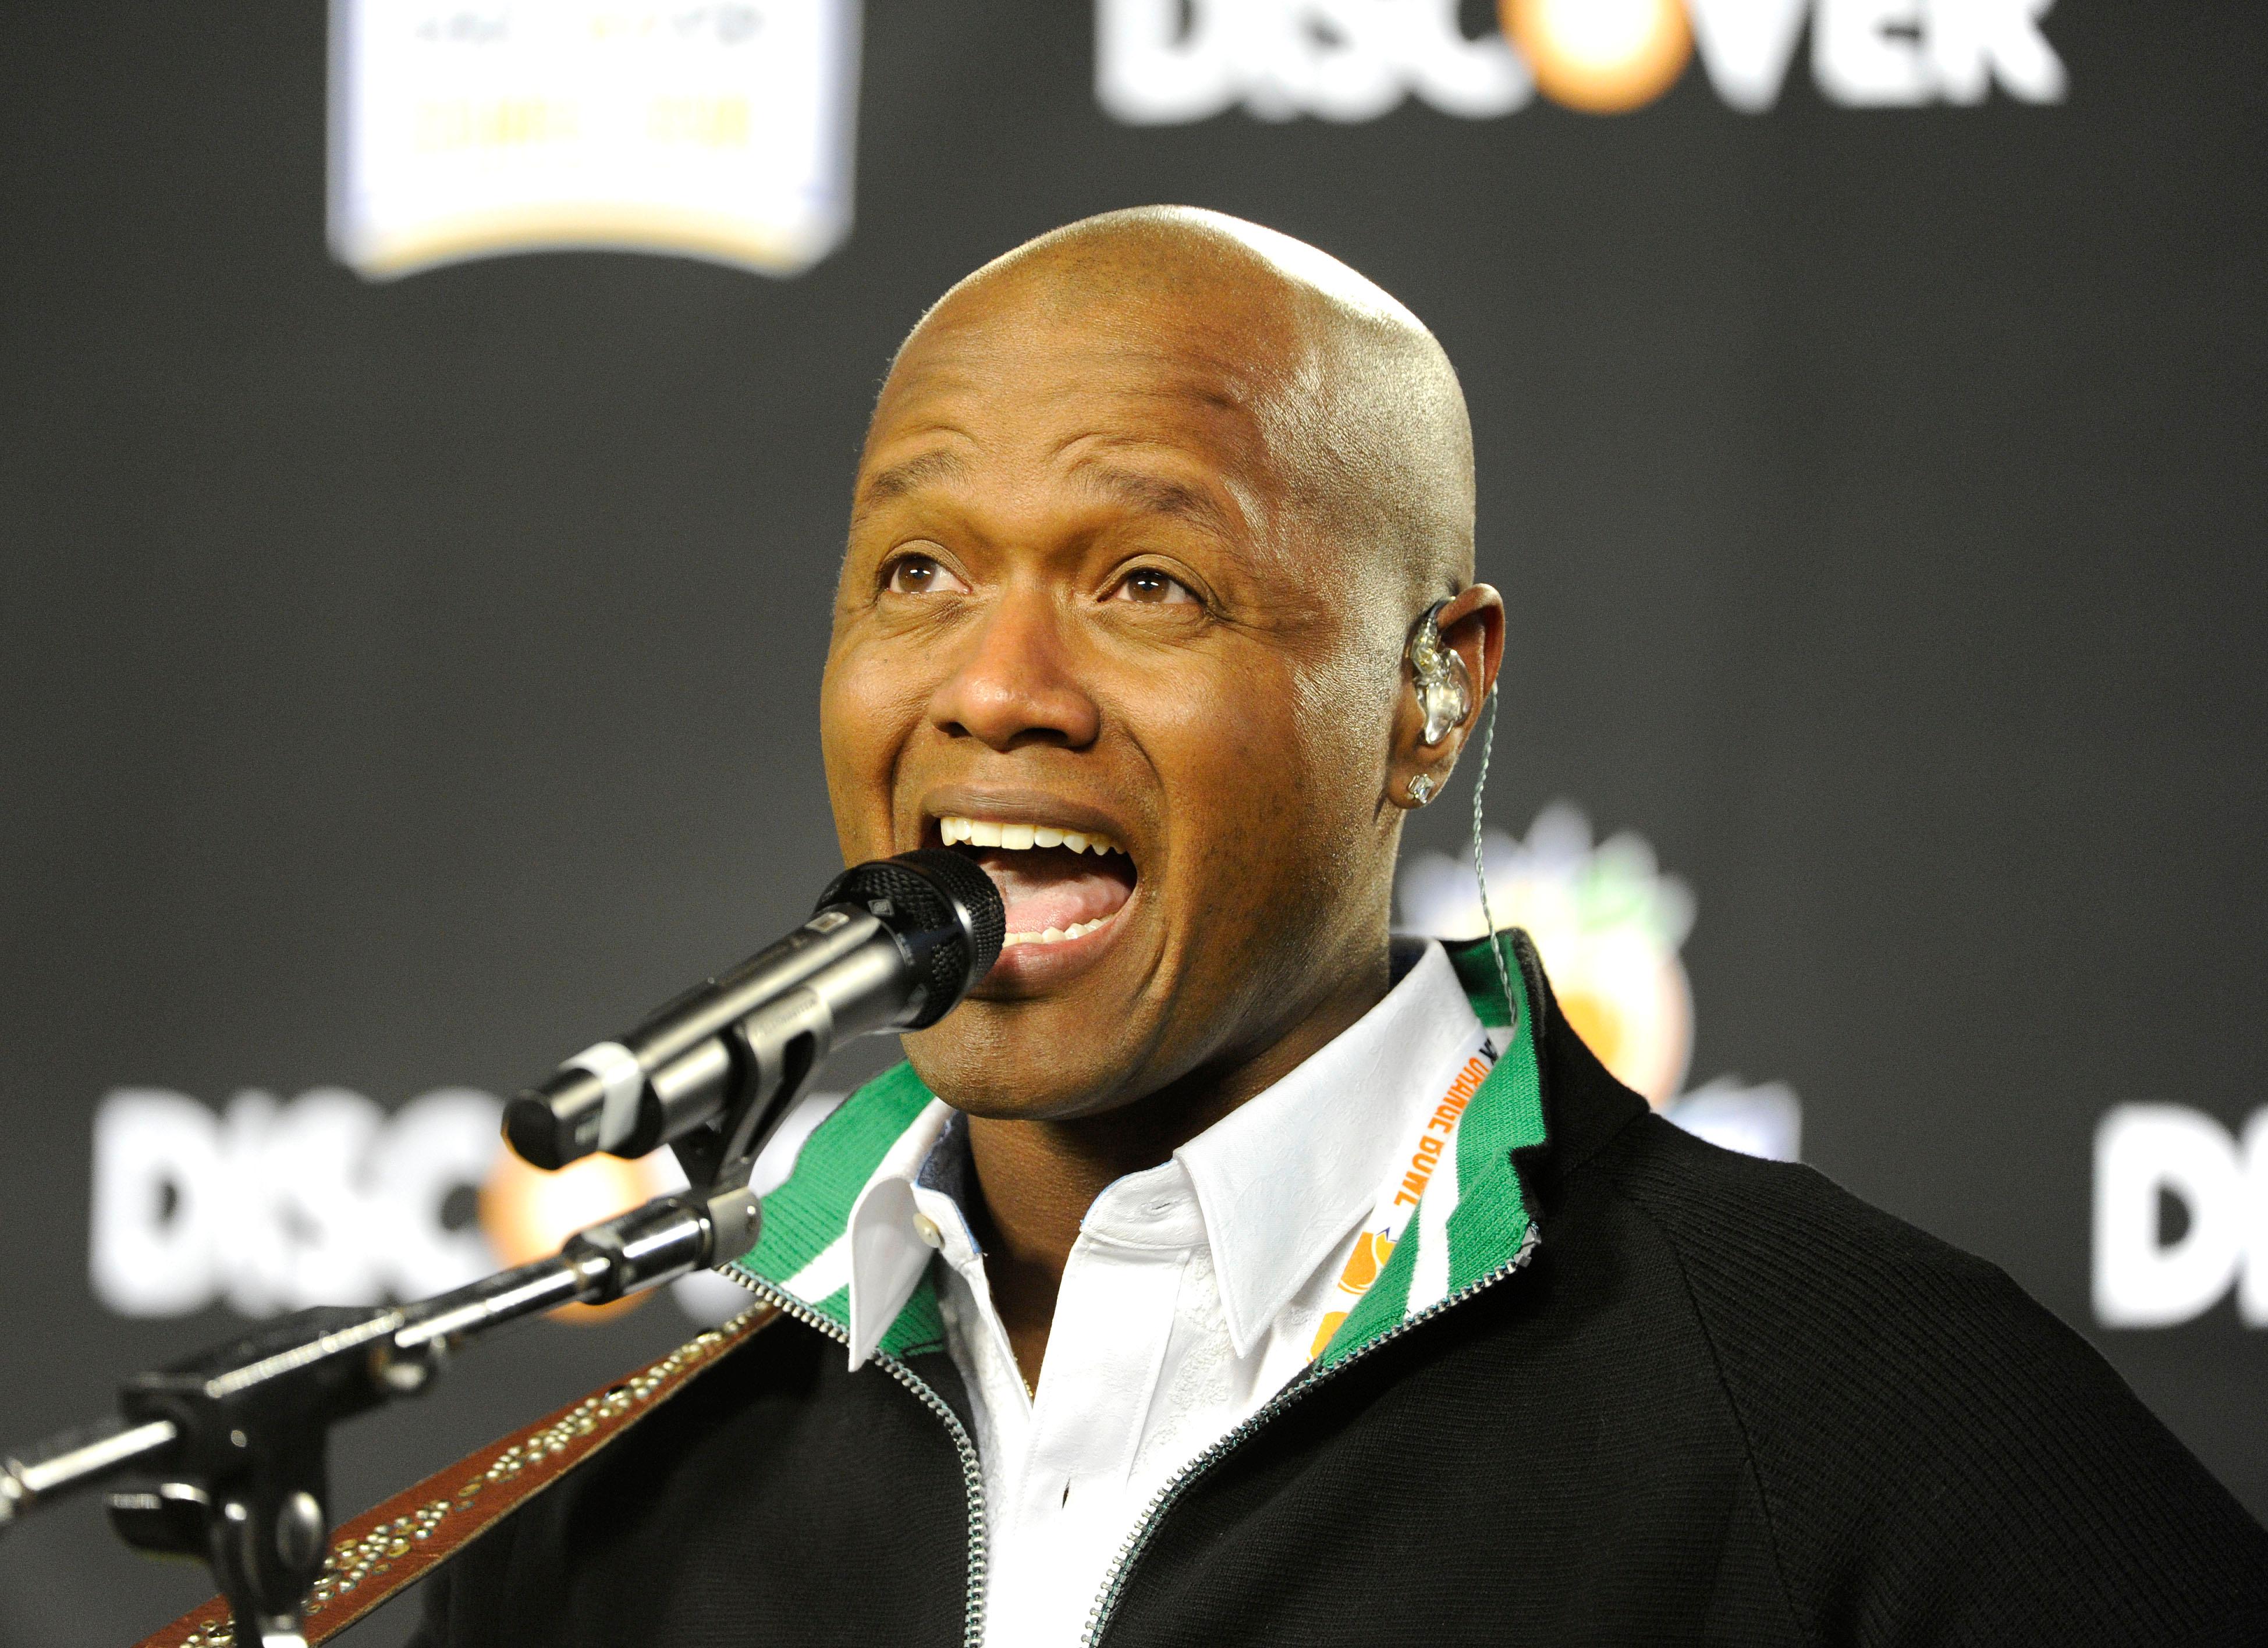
[928,587,1101,752]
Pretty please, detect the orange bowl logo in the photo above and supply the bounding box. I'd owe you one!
[1398,801,1801,1163]
[1399,802,1694,1108]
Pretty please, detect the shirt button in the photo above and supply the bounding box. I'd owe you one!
[911,1212,944,1249]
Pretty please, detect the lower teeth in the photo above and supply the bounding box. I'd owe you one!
[1001,915,1111,949]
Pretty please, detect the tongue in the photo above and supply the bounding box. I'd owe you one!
[975,847,1134,934]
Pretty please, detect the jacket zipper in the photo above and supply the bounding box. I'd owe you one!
[718,1163,1538,1647]
[1078,968,1538,1640]
[721,1267,991,1648]
[1078,1221,1541,1647]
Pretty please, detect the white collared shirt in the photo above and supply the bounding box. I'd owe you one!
[832,939,1493,1647]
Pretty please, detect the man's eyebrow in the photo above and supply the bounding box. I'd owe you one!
[854,449,967,519]
[1074,466,1242,541]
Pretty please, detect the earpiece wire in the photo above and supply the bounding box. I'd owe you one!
[1468,690,1517,1026]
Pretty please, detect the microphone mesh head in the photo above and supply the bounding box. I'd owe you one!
[899,848,1007,979]
[817,850,1005,1027]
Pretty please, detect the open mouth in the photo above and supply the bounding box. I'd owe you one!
[935,815,1137,950]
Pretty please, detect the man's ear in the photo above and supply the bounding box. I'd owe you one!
[1388,584,1505,811]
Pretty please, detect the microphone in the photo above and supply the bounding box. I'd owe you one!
[504,851,1003,1174]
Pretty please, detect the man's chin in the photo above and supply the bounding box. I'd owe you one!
[901,1001,1156,1124]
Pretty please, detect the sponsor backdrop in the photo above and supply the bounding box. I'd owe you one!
[3,1,2263,1640]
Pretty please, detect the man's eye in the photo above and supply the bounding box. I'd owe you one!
[1110,567,1197,605]
[885,553,968,596]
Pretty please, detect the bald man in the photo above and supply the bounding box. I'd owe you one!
[412,211,2268,1647]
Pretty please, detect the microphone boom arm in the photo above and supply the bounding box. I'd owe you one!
[1,1185,746,1647]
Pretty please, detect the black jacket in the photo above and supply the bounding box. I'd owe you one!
[412,936,2268,1646]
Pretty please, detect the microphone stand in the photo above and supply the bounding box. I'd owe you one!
[0,1025,807,1648]
[0,849,1004,1646]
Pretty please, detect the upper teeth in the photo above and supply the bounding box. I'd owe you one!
[939,816,1124,856]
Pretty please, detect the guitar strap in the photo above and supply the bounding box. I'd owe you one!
[132,1302,782,1648]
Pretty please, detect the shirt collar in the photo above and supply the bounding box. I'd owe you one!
[836,938,1483,1366]
[1173,937,1484,1355]
[842,1097,955,1366]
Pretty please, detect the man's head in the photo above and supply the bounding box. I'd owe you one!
[819,207,1503,1123]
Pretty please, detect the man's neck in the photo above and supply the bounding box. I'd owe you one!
[962,947,1394,1389]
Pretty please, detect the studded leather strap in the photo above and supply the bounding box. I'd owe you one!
[130,1302,781,1648]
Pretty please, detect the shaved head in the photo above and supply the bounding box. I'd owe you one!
[882,206,1476,622]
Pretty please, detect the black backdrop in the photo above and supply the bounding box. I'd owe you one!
[3,3,2263,1642]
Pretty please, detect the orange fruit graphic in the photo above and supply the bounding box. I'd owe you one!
[1339,1230,1397,1292]
[1502,0,1694,114]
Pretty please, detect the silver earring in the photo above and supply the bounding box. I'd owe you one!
[1407,772,1436,805]
[1406,599,1472,747]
